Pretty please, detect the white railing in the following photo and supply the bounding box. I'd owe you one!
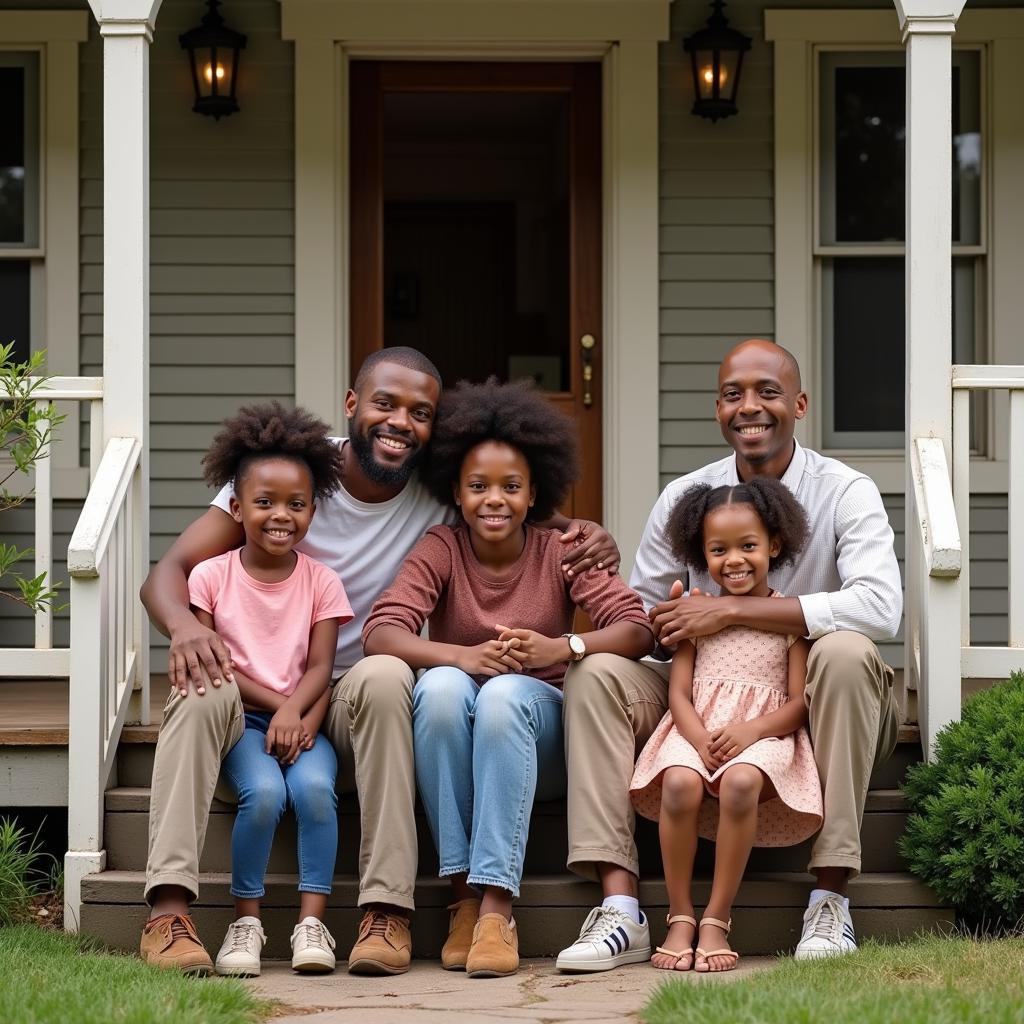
[0,377,103,678]
[908,365,1024,757]
[63,435,147,930]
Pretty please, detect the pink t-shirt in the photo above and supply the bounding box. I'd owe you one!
[188,549,353,696]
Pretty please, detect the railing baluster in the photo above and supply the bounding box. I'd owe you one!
[953,389,971,647]
[1010,390,1024,647]
[89,399,103,483]
[33,404,53,650]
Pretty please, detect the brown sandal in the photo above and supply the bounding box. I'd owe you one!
[652,914,697,971]
[694,916,740,973]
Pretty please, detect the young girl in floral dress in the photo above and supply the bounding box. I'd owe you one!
[630,478,823,973]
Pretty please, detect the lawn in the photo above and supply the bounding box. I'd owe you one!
[0,925,271,1024]
[643,933,1024,1024]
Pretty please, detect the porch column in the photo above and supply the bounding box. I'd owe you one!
[896,0,965,752]
[66,0,159,928]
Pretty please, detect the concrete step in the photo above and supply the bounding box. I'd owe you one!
[80,870,951,958]
[101,787,911,875]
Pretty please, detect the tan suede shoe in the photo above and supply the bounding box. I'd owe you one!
[466,913,519,978]
[347,910,412,975]
[140,913,213,976]
[441,898,482,971]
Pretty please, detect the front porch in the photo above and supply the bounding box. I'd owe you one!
[1,0,1023,945]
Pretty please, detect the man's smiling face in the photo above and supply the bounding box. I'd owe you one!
[715,340,807,477]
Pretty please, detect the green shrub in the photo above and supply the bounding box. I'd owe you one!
[0,818,52,927]
[900,671,1024,928]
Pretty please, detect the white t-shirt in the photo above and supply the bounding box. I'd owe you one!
[210,438,452,676]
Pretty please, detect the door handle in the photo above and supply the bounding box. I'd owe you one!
[580,334,596,408]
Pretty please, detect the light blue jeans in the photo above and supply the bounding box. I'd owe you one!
[413,667,566,897]
[220,711,338,899]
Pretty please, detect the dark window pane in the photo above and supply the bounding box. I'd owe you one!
[834,67,905,243]
[832,257,905,432]
[0,260,31,363]
[0,67,27,244]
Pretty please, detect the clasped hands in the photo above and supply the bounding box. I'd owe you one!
[693,720,762,772]
[265,703,321,766]
[454,625,569,678]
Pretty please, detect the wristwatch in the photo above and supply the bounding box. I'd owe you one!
[562,632,587,662]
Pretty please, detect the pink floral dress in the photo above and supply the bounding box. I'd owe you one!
[630,602,823,847]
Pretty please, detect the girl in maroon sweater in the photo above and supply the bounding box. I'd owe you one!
[363,379,653,978]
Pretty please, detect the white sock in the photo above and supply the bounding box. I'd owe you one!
[809,888,849,912]
[602,895,641,924]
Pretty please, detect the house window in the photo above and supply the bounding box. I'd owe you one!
[0,51,40,365]
[817,49,984,450]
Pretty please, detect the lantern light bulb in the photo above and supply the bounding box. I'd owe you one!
[203,63,226,84]
[701,64,728,88]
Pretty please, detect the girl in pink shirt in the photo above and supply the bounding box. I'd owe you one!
[188,403,353,977]
[364,380,653,978]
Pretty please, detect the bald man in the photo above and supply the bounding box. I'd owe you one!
[556,339,901,971]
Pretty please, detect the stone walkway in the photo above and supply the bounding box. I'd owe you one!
[247,958,774,1023]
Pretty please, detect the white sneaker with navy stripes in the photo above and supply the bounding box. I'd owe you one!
[555,906,651,972]
[794,893,857,960]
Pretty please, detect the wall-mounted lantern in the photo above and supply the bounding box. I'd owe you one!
[180,0,247,120]
[683,0,751,122]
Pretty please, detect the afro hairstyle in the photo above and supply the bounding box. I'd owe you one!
[421,377,579,523]
[665,477,809,572]
[202,401,345,500]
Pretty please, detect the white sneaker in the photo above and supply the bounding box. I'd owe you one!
[214,916,266,977]
[290,916,337,973]
[555,906,651,973]
[794,893,858,960]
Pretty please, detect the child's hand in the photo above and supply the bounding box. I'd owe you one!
[456,640,525,678]
[708,721,761,762]
[267,705,304,764]
[494,626,567,671]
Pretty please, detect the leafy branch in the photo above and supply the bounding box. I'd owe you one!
[1,342,67,613]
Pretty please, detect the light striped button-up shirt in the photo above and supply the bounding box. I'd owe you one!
[629,442,902,642]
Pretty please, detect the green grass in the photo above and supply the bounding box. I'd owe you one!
[643,934,1024,1024]
[0,925,272,1024]
[0,818,53,927]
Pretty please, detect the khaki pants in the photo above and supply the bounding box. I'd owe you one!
[562,631,899,882]
[145,654,417,910]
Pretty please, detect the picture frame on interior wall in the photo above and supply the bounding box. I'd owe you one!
[0,12,89,499]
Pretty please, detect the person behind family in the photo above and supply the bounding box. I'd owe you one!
[557,338,902,971]
[137,347,621,976]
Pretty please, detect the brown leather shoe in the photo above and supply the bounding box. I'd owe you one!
[441,898,482,971]
[140,913,213,975]
[466,913,519,978]
[347,910,412,975]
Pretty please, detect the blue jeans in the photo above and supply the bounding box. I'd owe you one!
[413,667,566,897]
[221,711,338,898]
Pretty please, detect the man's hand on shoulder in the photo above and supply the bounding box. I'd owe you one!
[168,617,235,697]
[650,582,733,649]
[558,519,620,577]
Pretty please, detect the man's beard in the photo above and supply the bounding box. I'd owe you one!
[348,420,424,487]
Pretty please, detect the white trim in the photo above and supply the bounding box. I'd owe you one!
[0,12,88,500]
[767,8,1024,490]
[283,0,668,569]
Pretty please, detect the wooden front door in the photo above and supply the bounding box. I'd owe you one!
[350,61,603,523]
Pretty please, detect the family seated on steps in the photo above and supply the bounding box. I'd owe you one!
[137,340,901,980]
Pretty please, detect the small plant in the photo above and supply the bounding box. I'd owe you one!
[1,341,65,613]
[0,817,53,927]
[900,671,1024,929]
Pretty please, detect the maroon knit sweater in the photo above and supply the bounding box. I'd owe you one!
[362,524,653,688]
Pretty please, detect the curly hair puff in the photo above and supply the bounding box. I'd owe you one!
[202,401,345,500]
[666,477,809,572]
[421,378,579,523]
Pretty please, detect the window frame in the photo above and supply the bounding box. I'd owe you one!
[0,12,89,498]
[766,8,1023,494]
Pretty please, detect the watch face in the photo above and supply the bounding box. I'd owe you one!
[568,634,586,657]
